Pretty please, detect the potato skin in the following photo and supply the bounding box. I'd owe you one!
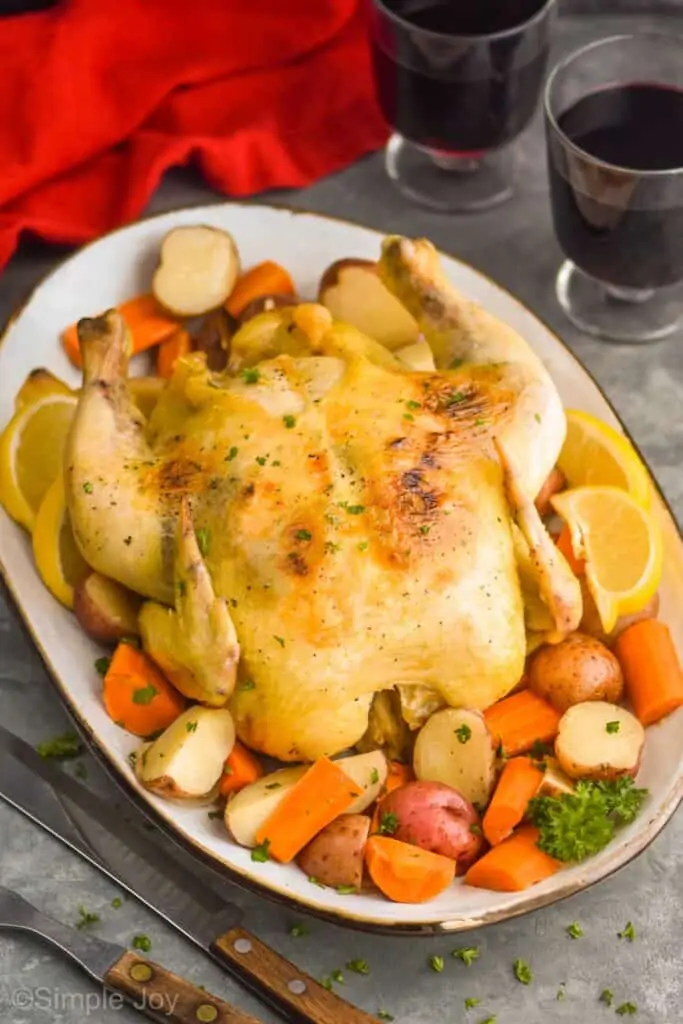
[297,814,370,889]
[238,293,298,325]
[73,572,141,644]
[378,781,482,874]
[534,466,566,516]
[527,632,624,713]
[554,702,644,781]
[194,308,235,371]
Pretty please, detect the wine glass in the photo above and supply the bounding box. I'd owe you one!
[367,0,558,212]
[545,33,683,343]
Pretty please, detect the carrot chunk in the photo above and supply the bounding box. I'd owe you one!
[103,642,186,737]
[255,757,362,863]
[464,826,561,892]
[225,261,295,317]
[484,690,561,757]
[365,835,455,903]
[614,619,683,726]
[61,294,179,368]
[483,757,544,846]
[156,327,192,379]
[219,741,264,798]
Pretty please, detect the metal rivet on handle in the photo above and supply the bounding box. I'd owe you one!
[130,962,153,983]
[196,1004,219,1022]
[234,938,253,954]
[288,979,307,996]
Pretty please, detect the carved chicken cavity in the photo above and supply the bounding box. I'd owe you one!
[65,237,581,761]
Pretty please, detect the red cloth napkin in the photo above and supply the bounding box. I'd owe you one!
[0,0,387,270]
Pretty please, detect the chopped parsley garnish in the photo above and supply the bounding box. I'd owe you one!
[358,540,369,552]
[616,1003,637,1016]
[336,884,357,894]
[83,481,93,494]
[76,906,99,930]
[474,417,487,426]
[338,501,365,515]
[273,635,286,648]
[455,723,472,744]
[527,778,648,862]
[94,656,110,677]
[325,541,341,554]
[331,969,345,984]
[207,810,223,820]
[185,721,198,733]
[449,358,464,369]
[255,455,268,466]
[464,997,480,1010]
[403,413,414,422]
[127,751,137,769]
[452,947,480,967]
[407,400,421,410]
[225,446,238,462]
[177,580,186,596]
[479,1017,496,1024]
[132,683,158,705]
[289,922,308,938]
[379,812,399,835]
[132,934,152,953]
[377,1011,394,1021]
[37,732,84,760]
[370,768,380,785]
[566,922,583,939]
[346,959,369,975]
[528,740,554,761]
[429,955,444,973]
[308,876,326,888]
[470,823,483,837]
[265,782,281,790]
[419,524,431,535]
[606,721,621,734]
[283,414,296,429]
[513,959,533,985]
[618,921,636,942]
[238,679,256,692]
[240,367,261,384]
[534,412,542,424]
[251,839,271,863]
[196,527,211,556]
[600,989,614,1006]
[321,977,333,991]
[295,529,312,541]
[75,762,88,780]
[111,897,123,909]
[556,983,566,1001]
[447,389,467,406]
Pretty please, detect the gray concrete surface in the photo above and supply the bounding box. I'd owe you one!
[1,11,683,1024]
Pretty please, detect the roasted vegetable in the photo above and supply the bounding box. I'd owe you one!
[74,572,142,644]
[527,632,624,713]
[413,708,495,808]
[153,226,240,317]
[318,259,418,349]
[554,702,645,781]
[135,707,235,799]
[297,814,370,890]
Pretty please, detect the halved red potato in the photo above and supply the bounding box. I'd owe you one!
[554,701,645,781]
[318,259,418,349]
[73,572,142,644]
[413,708,496,808]
[153,226,240,317]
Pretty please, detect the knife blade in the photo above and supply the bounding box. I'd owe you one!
[0,727,378,1024]
[0,885,261,1024]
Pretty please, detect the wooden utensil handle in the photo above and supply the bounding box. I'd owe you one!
[212,927,377,1024]
[105,950,262,1024]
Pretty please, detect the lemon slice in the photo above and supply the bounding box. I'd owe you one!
[558,409,652,509]
[0,392,77,531]
[551,486,663,634]
[32,474,89,609]
[14,368,72,413]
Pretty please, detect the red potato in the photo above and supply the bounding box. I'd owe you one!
[73,572,142,644]
[534,466,566,517]
[527,632,624,713]
[554,701,645,781]
[378,780,483,874]
[318,259,418,350]
[297,814,370,890]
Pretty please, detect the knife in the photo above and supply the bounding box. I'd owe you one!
[0,727,378,1024]
[0,884,261,1024]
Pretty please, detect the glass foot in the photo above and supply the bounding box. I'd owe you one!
[385,133,514,213]
[556,261,683,344]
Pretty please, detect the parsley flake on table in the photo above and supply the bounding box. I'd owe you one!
[76,906,99,930]
[566,922,583,939]
[195,527,211,555]
[616,1003,637,1016]
[479,1017,496,1024]
[251,839,271,863]
[453,946,480,966]
[513,959,532,985]
[132,934,152,953]
[289,922,308,938]
[37,732,84,760]
[377,1011,394,1021]
[132,683,158,705]
[379,812,399,835]
[111,897,123,909]
[429,955,444,973]
[556,983,566,1001]
[240,367,261,384]
[464,997,480,1010]
[600,989,614,1007]
[618,921,636,942]
[455,723,472,744]
[346,959,370,975]
[331,969,344,984]
[321,977,333,991]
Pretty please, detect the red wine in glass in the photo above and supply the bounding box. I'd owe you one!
[368,0,557,210]
[545,35,683,343]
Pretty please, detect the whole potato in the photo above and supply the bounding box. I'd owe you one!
[580,579,660,647]
[378,780,482,874]
[297,814,370,890]
[527,632,624,713]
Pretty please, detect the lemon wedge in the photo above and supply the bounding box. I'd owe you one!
[551,486,663,634]
[14,368,72,413]
[558,410,652,509]
[0,392,77,531]
[32,474,89,608]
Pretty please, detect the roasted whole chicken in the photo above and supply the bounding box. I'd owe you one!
[65,237,581,761]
